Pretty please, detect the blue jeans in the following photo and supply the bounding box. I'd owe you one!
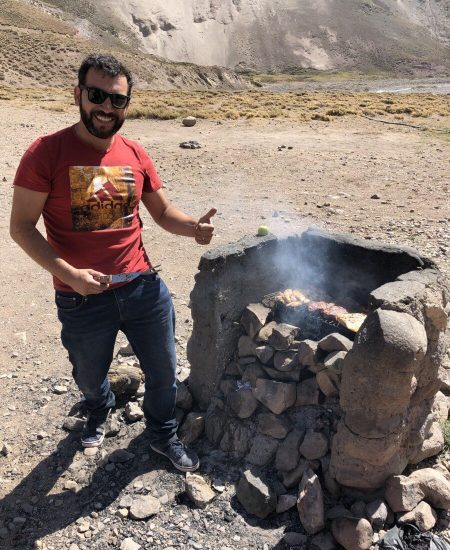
[55,273,177,444]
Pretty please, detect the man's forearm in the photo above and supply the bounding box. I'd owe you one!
[155,205,197,237]
[10,223,77,283]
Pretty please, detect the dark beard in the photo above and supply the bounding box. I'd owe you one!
[79,104,124,139]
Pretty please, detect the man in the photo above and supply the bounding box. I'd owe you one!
[10,54,216,472]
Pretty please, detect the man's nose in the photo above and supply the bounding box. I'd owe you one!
[100,96,114,111]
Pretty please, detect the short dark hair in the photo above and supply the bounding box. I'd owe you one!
[78,54,134,94]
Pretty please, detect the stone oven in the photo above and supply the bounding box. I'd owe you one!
[187,227,449,501]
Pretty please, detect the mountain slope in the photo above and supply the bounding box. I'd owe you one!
[0,0,246,88]
[88,0,450,73]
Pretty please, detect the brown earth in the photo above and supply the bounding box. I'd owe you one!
[0,99,449,549]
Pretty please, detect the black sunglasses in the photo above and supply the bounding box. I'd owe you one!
[79,85,130,109]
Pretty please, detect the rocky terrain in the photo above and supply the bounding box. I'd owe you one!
[0,99,449,549]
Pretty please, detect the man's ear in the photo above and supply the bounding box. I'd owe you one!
[74,86,81,107]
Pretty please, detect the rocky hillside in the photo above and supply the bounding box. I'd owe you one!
[0,0,246,88]
[44,0,450,74]
[1,0,449,89]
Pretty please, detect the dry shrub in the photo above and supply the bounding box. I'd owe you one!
[326,109,346,116]
[311,113,330,121]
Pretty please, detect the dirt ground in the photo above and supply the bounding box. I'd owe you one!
[0,101,449,549]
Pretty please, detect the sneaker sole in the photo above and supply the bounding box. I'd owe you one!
[81,434,105,448]
[150,443,200,472]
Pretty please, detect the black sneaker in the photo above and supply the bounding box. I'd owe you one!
[150,438,199,472]
[81,409,111,448]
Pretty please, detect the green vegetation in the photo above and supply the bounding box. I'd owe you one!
[441,420,450,453]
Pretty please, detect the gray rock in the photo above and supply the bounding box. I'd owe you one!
[409,421,444,464]
[118,342,134,355]
[228,388,258,419]
[182,116,197,127]
[276,494,297,514]
[254,378,296,414]
[185,474,216,509]
[236,470,276,519]
[219,419,251,456]
[241,362,267,386]
[180,140,201,149]
[257,321,278,343]
[298,340,319,367]
[350,500,367,518]
[326,504,353,520]
[311,531,337,550]
[299,430,329,460]
[275,429,304,472]
[296,378,320,406]
[238,335,257,358]
[280,458,307,489]
[64,480,80,493]
[176,381,193,410]
[179,412,205,445]
[385,468,450,512]
[283,532,308,546]
[268,323,298,351]
[63,417,85,432]
[255,345,274,365]
[53,385,68,394]
[323,350,347,371]
[316,369,340,397]
[273,351,298,372]
[365,499,388,529]
[241,303,271,339]
[120,537,141,550]
[258,412,290,439]
[125,402,144,422]
[318,333,353,353]
[119,495,133,508]
[246,434,279,466]
[105,413,121,437]
[332,517,373,550]
[262,365,301,383]
[108,449,135,463]
[369,280,426,311]
[129,495,161,520]
[397,500,437,532]
[205,407,227,446]
[297,468,325,535]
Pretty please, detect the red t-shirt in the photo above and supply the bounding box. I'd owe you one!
[13,125,162,291]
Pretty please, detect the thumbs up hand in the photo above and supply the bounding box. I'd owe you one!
[195,208,217,245]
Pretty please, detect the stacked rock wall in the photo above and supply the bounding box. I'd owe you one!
[188,227,433,409]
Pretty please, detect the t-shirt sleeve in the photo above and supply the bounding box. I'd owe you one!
[139,146,162,193]
[13,137,52,193]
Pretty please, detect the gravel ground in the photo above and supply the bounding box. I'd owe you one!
[0,100,448,549]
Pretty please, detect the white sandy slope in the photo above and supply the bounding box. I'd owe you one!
[100,0,450,71]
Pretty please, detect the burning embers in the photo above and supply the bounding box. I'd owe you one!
[264,288,367,341]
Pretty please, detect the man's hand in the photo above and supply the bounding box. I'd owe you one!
[65,268,109,296]
[195,208,217,245]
